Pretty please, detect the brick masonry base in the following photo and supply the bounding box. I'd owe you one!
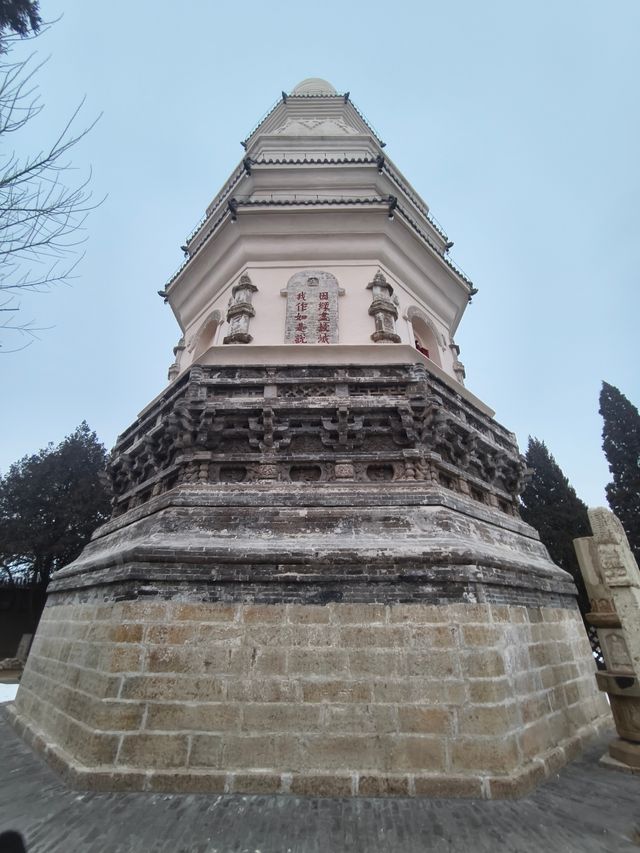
[7,601,611,798]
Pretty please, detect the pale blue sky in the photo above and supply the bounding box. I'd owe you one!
[1,0,638,507]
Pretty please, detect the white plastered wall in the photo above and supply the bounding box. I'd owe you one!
[180,262,458,379]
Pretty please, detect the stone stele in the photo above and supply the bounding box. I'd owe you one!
[6,79,611,798]
[574,508,640,770]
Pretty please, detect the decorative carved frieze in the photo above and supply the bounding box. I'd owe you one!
[107,363,525,518]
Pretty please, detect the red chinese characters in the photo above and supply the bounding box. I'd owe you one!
[288,286,334,344]
[316,291,330,343]
[294,291,308,342]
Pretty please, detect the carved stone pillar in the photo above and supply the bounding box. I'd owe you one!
[223,273,258,344]
[574,508,640,769]
[367,271,401,343]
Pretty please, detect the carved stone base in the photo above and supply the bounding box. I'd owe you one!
[371,330,401,343]
[10,594,610,798]
[608,693,640,742]
[41,478,582,607]
[608,737,640,768]
[600,754,640,775]
[222,332,252,345]
[8,361,612,795]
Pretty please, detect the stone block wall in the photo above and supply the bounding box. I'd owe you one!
[8,599,610,798]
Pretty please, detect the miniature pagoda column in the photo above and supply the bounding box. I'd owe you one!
[8,78,610,798]
[223,273,258,344]
[367,271,401,343]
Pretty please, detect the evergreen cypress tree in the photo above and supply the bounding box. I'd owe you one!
[0,423,111,589]
[599,381,640,562]
[0,1,40,49]
[520,438,591,617]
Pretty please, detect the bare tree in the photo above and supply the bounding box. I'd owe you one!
[0,32,99,350]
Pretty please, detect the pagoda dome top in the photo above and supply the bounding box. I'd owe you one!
[290,78,337,96]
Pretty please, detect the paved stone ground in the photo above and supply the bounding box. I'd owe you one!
[0,710,639,853]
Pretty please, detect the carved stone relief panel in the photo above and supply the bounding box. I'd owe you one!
[589,508,640,588]
[600,629,634,673]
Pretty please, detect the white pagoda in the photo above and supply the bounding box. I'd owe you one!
[8,79,610,798]
[166,77,469,390]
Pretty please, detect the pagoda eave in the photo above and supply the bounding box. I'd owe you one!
[166,208,470,332]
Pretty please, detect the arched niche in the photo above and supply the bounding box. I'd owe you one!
[406,307,443,367]
[193,310,223,360]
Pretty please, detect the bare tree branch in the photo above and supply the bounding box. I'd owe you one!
[0,294,46,350]
[0,41,101,350]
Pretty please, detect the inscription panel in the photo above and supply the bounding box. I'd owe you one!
[284,270,339,344]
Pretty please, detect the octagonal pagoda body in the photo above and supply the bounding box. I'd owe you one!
[165,77,469,387]
[8,80,610,798]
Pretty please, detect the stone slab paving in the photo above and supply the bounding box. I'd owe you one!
[0,711,639,853]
